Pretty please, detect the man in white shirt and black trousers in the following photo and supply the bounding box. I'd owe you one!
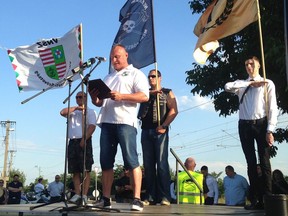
[225,56,278,210]
[200,165,219,205]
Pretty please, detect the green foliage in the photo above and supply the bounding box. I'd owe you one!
[113,164,125,179]
[187,0,288,157]
[217,177,224,200]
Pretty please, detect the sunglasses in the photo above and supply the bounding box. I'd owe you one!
[76,96,85,99]
[148,75,158,78]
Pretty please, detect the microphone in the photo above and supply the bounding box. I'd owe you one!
[95,56,107,62]
[72,56,107,73]
[72,58,96,74]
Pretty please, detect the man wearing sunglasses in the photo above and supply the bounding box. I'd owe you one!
[138,69,178,206]
[60,91,97,205]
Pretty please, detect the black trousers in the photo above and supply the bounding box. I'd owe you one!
[238,117,272,203]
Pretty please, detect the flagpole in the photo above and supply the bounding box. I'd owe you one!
[151,0,157,62]
[80,23,84,93]
[79,23,85,136]
[256,0,269,117]
[256,0,266,80]
[284,0,288,87]
[79,23,87,201]
[150,0,161,127]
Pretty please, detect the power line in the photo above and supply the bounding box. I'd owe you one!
[178,100,214,113]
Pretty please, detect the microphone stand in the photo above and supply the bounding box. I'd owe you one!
[29,59,103,212]
[58,58,120,213]
[30,58,120,213]
[30,76,75,211]
[21,80,67,105]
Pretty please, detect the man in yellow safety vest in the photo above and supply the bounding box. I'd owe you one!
[177,157,207,204]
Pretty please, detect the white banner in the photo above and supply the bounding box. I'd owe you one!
[7,24,82,91]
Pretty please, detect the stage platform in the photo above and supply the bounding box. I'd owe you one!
[0,202,266,216]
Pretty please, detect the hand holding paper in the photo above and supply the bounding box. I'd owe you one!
[88,79,111,100]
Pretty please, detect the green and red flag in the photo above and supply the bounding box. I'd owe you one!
[7,24,82,92]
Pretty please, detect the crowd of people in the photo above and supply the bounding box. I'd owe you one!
[0,51,286,213]
[0,174,64,205]
[1,165,287,207]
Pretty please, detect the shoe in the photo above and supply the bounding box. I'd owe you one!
[94,197,112,208]
[143,200,150,206]
[161,198,170,206]
[244,202,264,210]
[131,198,144,211]
[143,199,157,206]
[69,194,81,204]
[82,195,88,205]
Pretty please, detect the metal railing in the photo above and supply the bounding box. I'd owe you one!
[170,148,203,205]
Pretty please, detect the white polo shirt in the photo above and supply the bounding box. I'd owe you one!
[97,64,149,128]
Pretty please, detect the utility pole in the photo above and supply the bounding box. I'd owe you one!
[35,165,42,177]
[8,150,17,175]
[1,120,16,186]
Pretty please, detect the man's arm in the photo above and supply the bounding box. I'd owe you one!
[79,123,96,148]
[156,90,178,133]
[266,80,278,146]
[162,90,178,127]
[86,124,96,139]
[8,186,22,192]
[224,80,249,94]
[212,178,219,204]
[60,106,82,117]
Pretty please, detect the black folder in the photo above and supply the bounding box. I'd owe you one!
[88,79,111,99]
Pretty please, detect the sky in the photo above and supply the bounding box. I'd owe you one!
[0,0,287,186]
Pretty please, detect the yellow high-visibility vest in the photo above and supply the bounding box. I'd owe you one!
[178,171,204,204]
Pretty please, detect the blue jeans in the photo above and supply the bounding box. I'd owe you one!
[141,128,171,202]
[100,123,140,170]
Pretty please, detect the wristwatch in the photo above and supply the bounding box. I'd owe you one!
[162,125,168,130]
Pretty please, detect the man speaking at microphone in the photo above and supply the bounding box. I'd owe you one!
[89,44,149,211]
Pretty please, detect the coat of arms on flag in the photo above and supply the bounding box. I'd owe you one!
[39,45,67,80]
[7,24,82,92]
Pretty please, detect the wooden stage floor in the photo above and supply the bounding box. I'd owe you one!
[0,202,266,216]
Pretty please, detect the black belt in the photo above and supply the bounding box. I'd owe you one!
[239,117,267,125]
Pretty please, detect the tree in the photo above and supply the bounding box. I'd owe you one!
[187,0,288,157]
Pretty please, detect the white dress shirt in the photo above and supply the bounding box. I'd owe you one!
[225,75,278,132]
[206,174,219,204]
